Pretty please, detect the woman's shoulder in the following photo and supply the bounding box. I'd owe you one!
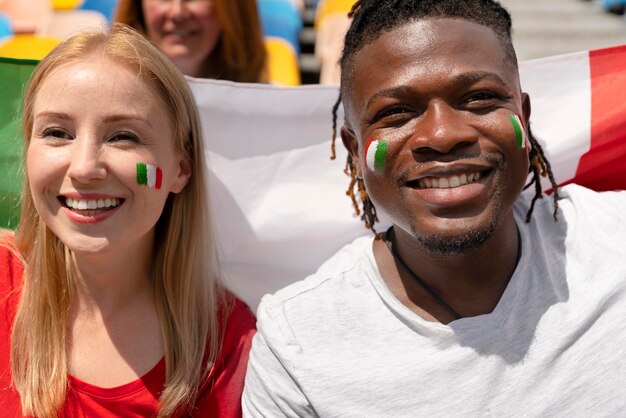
[220,293,256,346]
[0,231,24,293]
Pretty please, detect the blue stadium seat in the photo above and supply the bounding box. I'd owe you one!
[603,0,626,15]
[0,13,12,39]
[258,0,303,54]
[79,0,118,22]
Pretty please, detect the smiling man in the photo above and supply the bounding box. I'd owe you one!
[243,1,626,416]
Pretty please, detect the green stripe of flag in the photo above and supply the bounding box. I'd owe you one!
[0,57,38,229]
[136,163,148,185]
[374,139,387,173]
[509,114,525,149]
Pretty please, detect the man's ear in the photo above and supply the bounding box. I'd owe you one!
[341,125,363,179]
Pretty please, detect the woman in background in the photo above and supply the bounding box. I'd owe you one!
[115,0,267,82]
[0,24,255,417]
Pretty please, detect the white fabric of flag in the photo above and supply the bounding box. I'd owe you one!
[189,46,625,310]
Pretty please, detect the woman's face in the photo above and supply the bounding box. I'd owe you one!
[142,0,222,77]
[27,54,191,256]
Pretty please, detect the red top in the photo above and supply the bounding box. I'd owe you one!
[0,237,257,417]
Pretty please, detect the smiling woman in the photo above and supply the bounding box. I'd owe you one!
[115,0,267,82]
[0,24,255,417]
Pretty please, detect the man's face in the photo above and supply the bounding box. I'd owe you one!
[342,18,531,254]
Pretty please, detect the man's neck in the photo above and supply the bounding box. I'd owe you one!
[373,215,521,323]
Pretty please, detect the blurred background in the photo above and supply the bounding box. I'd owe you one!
[2,0,626,86]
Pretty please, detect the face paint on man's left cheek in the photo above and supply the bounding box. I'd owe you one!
[136,163,163,190]
[364,136,389,174]
[509,114,527,149]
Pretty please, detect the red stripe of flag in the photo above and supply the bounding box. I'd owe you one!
[156,167,162,190]
[574,45,626,191]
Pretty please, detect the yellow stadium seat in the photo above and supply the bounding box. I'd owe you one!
[265,37,301,86]
[314,0,356,29]
[0,34,61,60]
[52,0,84,10]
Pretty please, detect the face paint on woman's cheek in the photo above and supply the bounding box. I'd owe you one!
[136,163,163,189]
[509,114,527,149]
[364,137,389,174]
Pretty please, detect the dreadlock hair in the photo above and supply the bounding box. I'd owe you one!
[330,0,560,233]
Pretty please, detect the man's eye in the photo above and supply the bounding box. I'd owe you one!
[373,106,414,123]
[466,92,496,103]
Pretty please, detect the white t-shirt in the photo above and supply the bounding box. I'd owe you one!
[243,185,626,417]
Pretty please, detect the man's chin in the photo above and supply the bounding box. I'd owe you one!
[413,220,498,256]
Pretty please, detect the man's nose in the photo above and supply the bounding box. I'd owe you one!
[410,102,479,155]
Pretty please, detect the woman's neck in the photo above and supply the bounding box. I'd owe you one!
[70,238,155,315]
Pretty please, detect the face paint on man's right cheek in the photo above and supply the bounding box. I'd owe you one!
[364,136,389,174]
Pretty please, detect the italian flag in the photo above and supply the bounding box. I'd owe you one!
[509,114,526,149]
[365,137,388,174]
[2,46,626,310]
[136,163,162,190]
[518,45,626,192]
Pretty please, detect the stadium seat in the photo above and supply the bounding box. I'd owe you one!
[602,0,626,15]
[265,36,301,86]
[51,0,84,10]
[79,0,118,22]
[0,13,13,39]
[0,0,53,33]
[314,0,356,29]
[259,0,303,53]
[38,9,107,39]
[0,34,61,60]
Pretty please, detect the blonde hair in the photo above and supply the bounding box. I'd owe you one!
[12,24,228,417]
[115,0,268,82]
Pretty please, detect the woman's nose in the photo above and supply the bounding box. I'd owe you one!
[67,139,107,183]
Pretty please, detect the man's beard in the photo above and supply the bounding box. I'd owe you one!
[412,216,499,255]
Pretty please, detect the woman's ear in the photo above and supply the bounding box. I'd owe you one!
[171,156,192,193]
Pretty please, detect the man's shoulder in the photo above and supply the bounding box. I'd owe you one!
[261,234,375,311]
[255,235,377,344]
[517,184,626,224]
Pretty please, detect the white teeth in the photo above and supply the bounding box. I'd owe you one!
[417,172,484,189]
[65,197,121,210]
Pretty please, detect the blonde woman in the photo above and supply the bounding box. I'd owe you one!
[0,24,255,417]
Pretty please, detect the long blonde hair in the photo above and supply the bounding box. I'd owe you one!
[12,24,227,417]
[115,0,268,82]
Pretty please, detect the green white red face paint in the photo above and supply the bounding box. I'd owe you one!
[136,163,162,189]
[365,137,388,174]
[509,114,527,149]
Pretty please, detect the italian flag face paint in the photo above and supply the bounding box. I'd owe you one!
[136,163,162,190]
[509,114,527,149]
[364,137,388,174]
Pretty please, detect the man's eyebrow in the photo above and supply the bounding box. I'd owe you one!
[365,71,509,110]
[451,71,507,87]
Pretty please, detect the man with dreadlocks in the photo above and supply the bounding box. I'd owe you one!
[243,0,626,416]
